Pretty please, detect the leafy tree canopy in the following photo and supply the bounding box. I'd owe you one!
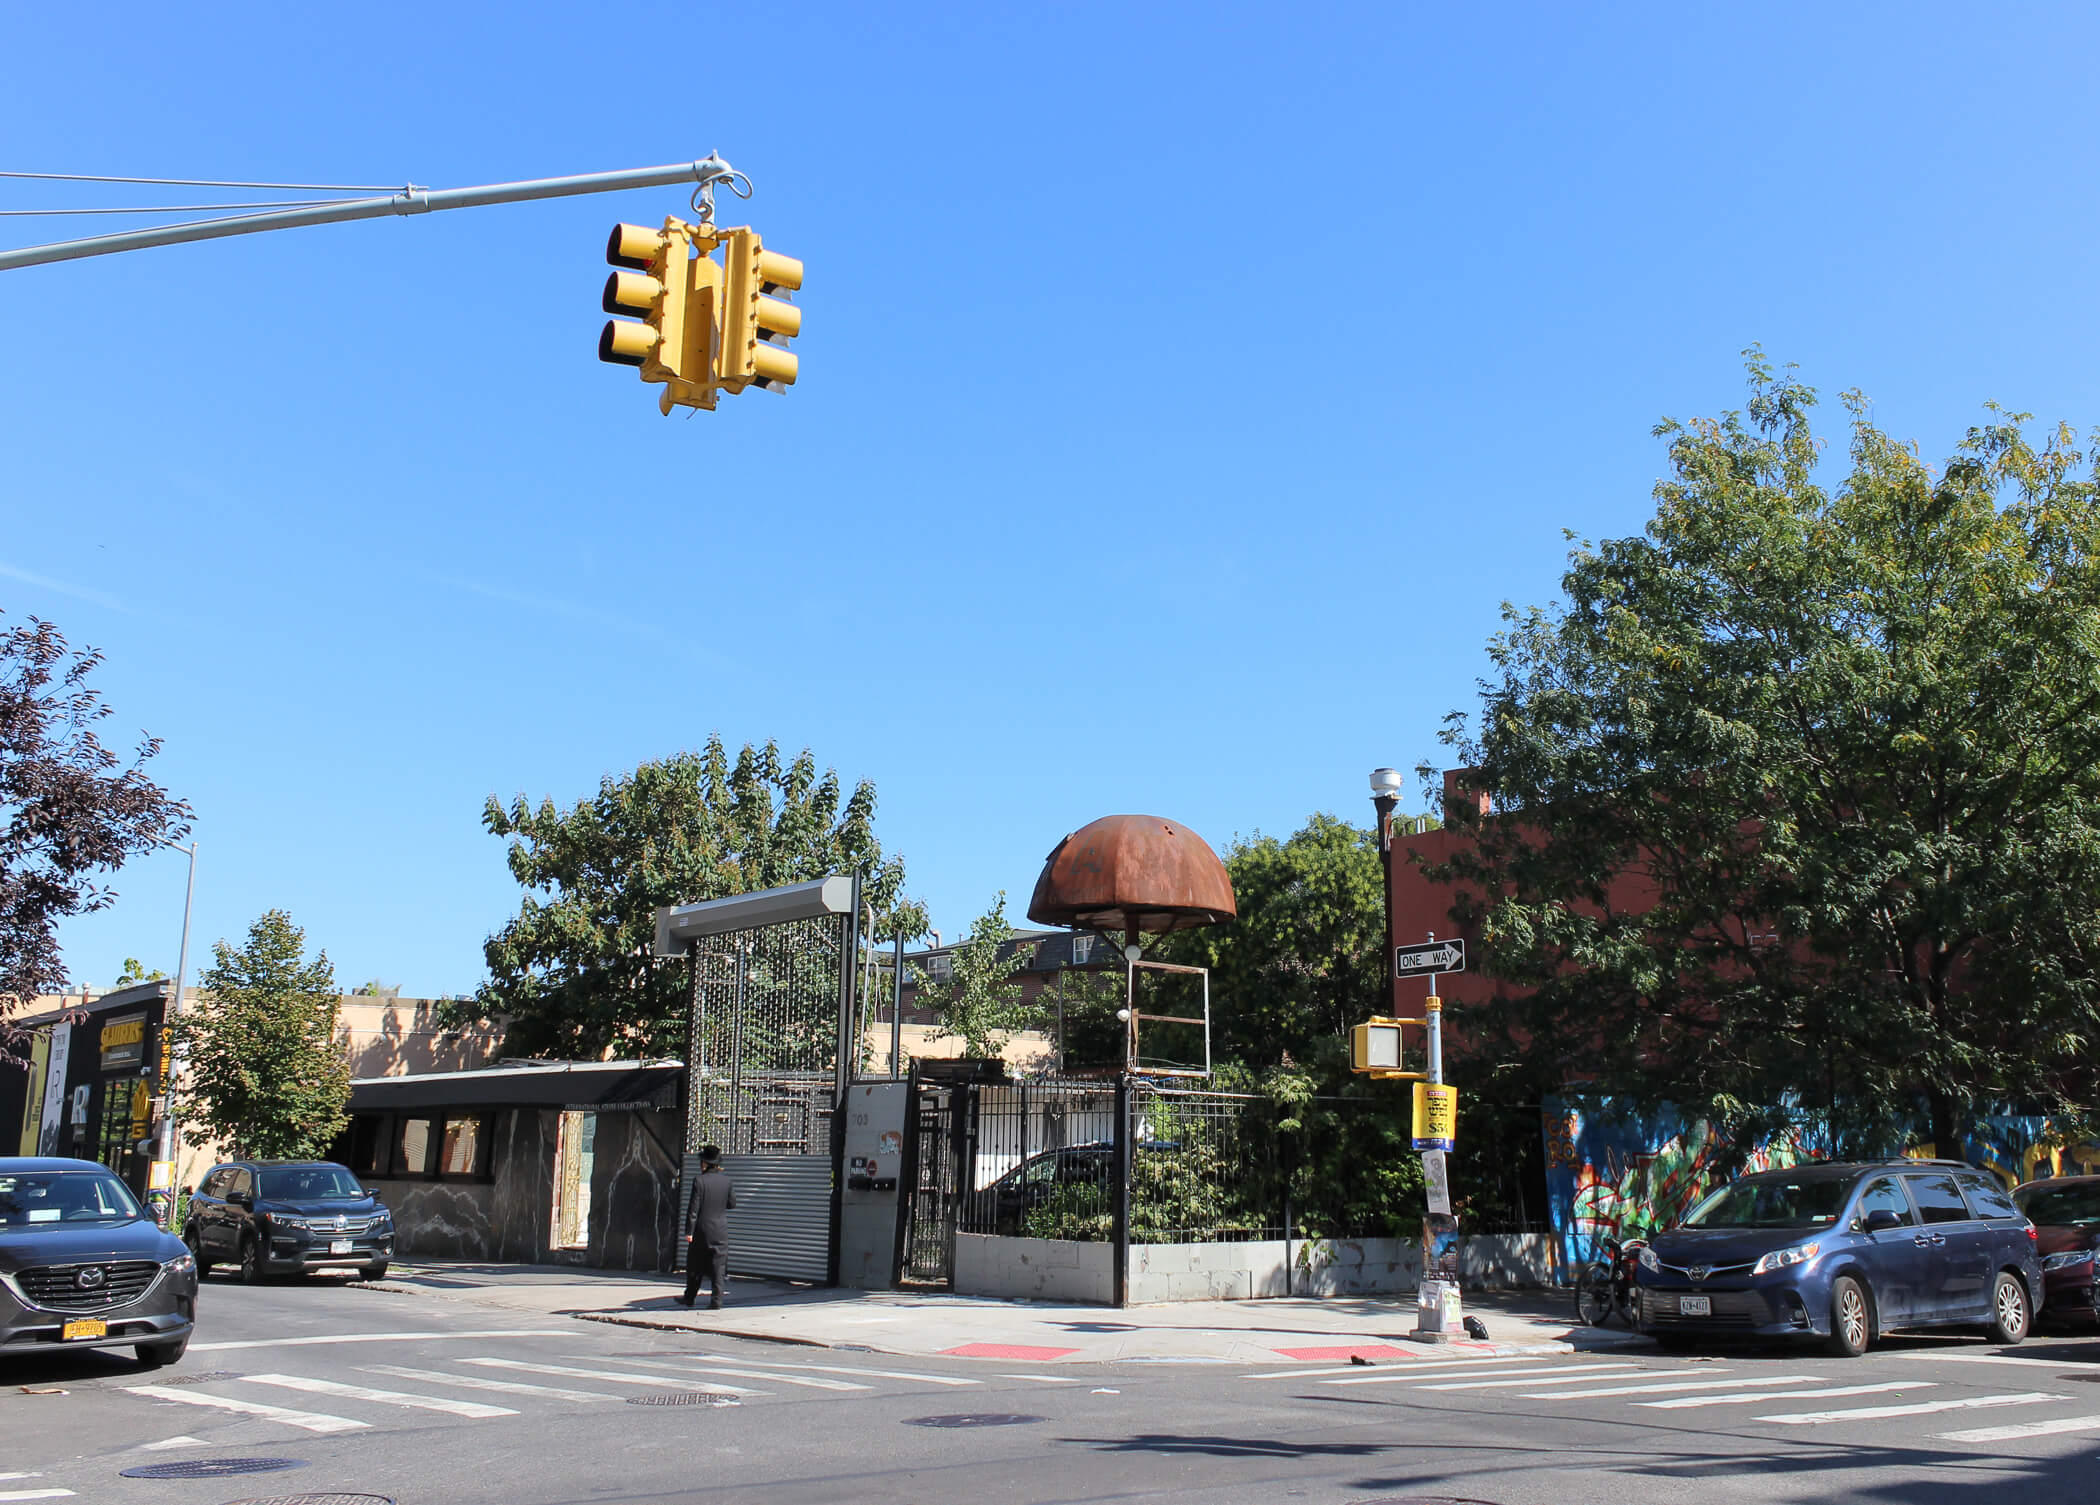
[176,909,350,1160]
[1,614,189,1064]
[114,958,166,988]
[474,736,925,1060]
[1153,813,1394,1066]
[1432,354,2100,1150]
[922,893,1035,1058]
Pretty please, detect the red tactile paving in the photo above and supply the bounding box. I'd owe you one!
[1269,1344,1419,1362]
[940,1342,1081,1360]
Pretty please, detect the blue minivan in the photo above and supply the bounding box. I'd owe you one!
[1635,1160,2043,1356]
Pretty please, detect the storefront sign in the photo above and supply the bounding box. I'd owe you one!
[100,1015,146,1072]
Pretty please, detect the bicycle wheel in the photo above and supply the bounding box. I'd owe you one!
[1575,1261,1618,1326]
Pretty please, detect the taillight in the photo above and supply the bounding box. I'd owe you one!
[2027,1226,2039,1241]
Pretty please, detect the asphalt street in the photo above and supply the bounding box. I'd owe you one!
[3,1274,2097,1505]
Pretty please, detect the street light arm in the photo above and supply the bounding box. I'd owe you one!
[0,157,741,272]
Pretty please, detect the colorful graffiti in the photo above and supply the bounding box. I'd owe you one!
[1542,1096,2100,1271]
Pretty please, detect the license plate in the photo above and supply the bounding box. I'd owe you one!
[330,1239,353,1255]
[1679,1295,1712,1317]
[61,1318,107,1341]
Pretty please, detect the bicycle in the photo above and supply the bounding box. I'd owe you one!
[1575,1234,1645,1327]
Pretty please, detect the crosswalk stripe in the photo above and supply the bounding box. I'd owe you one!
[239,1372,518,1419]
[1939,1414,2100,1444]
[125,1384,369,1433]
[997,1373,1082,1384]
[1248,1357,1541,1381]
[1406,1364,1643,1392]
[1528,1374,1835,1400]
[623,1358,868,1392]
[688,1358,979,1388]
[191,1329,569,1351]
[136,1437,210,1451]
[1324,1362,1610,1388]
[1639,1382,1932,1409]
[1761,1392,2062,1425]
[0,1490,76,1501]
[362,1365,623,1402]
[458,1358,766,1395]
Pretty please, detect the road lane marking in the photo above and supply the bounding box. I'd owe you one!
[1639,1382,1933,1409]
[239,1372,518,1418]
[1761,1392,2063,1425]
[458,1358,765,1394]
[0,1490,75,1501]
[362,1365,623,1402]
[996,1373,1082,1383]
[124,1384,368,1433]
[1323,1362,1612,1387]
[1416,1365,1649,1392]
[612,1357,868,1391]
[136,1437,210,1451]
[191,1328,570,1351]
[1248,1357,1545,1381]
[1939,1414,2100,1443]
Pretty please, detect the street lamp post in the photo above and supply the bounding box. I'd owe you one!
[1369,769,1404,1023]
[151,838,197,1218]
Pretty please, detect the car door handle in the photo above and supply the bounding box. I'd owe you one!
[1929,1234,1946,1246]
[1914,1235,1932,1246]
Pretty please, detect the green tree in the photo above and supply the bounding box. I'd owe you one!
[923,893,1036,1058]
[113,958,167,987]
[176,910,350,1159]
[1152,813,1394,1065]
[473,736,924,1060]
[1432,354,2100,1151]
[2,612,190,1066]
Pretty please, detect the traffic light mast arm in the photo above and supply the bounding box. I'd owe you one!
[0,156,744,272]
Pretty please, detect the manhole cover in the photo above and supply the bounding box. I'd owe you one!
[119,1458,307,1480]
[902,1413,1045,1429]
[154,1370,246,1386]
[627,1391,740,1407]
[220,1497,395,1505]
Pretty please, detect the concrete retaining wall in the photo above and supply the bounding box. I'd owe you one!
[953,1232,1560,1306]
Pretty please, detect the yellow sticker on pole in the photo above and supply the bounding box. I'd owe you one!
[1413,1083,1457,1149]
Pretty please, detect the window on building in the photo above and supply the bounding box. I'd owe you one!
[347,1116,390,1178]
[439,1116,485,1178]
[395,1118,436,1178]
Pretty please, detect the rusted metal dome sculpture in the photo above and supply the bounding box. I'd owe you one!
[1026,814,1237,938]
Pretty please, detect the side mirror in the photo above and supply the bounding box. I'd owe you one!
[1862,1208,1903,1234]
[231,1192,253,1209]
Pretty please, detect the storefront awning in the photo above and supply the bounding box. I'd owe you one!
[347,1061,683,1113]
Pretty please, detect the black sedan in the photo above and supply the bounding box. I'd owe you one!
[1,1156,197,1367]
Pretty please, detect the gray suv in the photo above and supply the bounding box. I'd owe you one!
[1,1157,197,1366]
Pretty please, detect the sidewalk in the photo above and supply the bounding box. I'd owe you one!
[361,1261,1654,1365]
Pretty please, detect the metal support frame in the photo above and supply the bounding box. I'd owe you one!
[1112,1074,1131,1309]
[0,157,743,271]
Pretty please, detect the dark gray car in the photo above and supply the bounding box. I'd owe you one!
[184,1159,392,1281]
[0,1156,197,1366]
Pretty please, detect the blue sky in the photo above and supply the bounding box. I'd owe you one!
[6,4,2099,997]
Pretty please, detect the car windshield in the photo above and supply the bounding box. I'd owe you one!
[2015,1183,2100,1227]
[1680,1176,1850,1230]
[0,1170,146,1227]
[258,1166,366,1201]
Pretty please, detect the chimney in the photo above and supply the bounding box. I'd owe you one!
[1442,768,1491,822]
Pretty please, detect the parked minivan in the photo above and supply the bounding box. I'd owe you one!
[1635,1159,2042,1355]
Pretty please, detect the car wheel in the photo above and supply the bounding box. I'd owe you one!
[1826,1274,1872,1356]
[136,1336,188,1368]
[184,1228,214,1278]
[356,1262,389,1282]
[1987,1271,2030,1345]
[239,1235,265,1285]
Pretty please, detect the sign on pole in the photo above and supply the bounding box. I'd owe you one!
[1421,1147,1452,1215]
[1412,1082,1457,1150]
[1395,939,1465,978]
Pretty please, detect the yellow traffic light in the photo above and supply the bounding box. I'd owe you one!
[598,218,720,413]
[719,227,802,392]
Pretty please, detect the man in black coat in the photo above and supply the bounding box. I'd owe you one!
[678,1145,736,1309]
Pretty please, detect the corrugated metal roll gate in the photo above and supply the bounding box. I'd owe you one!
[684,1152,833,1283]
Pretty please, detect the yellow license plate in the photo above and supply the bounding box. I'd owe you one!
[61,1318,107,1341]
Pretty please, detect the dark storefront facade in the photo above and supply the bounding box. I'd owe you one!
[336,1061,685,1272]
[1,982,170,1197]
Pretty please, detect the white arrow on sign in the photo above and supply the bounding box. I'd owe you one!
[1394,940,1465,977]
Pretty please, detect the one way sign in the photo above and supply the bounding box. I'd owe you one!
[1394,939,1465,978]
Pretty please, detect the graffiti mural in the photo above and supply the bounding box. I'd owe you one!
[1542,1096,2100,1272]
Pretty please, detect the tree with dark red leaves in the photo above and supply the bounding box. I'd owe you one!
[1,612,190,1065]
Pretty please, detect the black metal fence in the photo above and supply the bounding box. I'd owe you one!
[948,1079,1434,1247]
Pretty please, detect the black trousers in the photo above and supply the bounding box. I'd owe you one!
[683,1236,728,1302]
